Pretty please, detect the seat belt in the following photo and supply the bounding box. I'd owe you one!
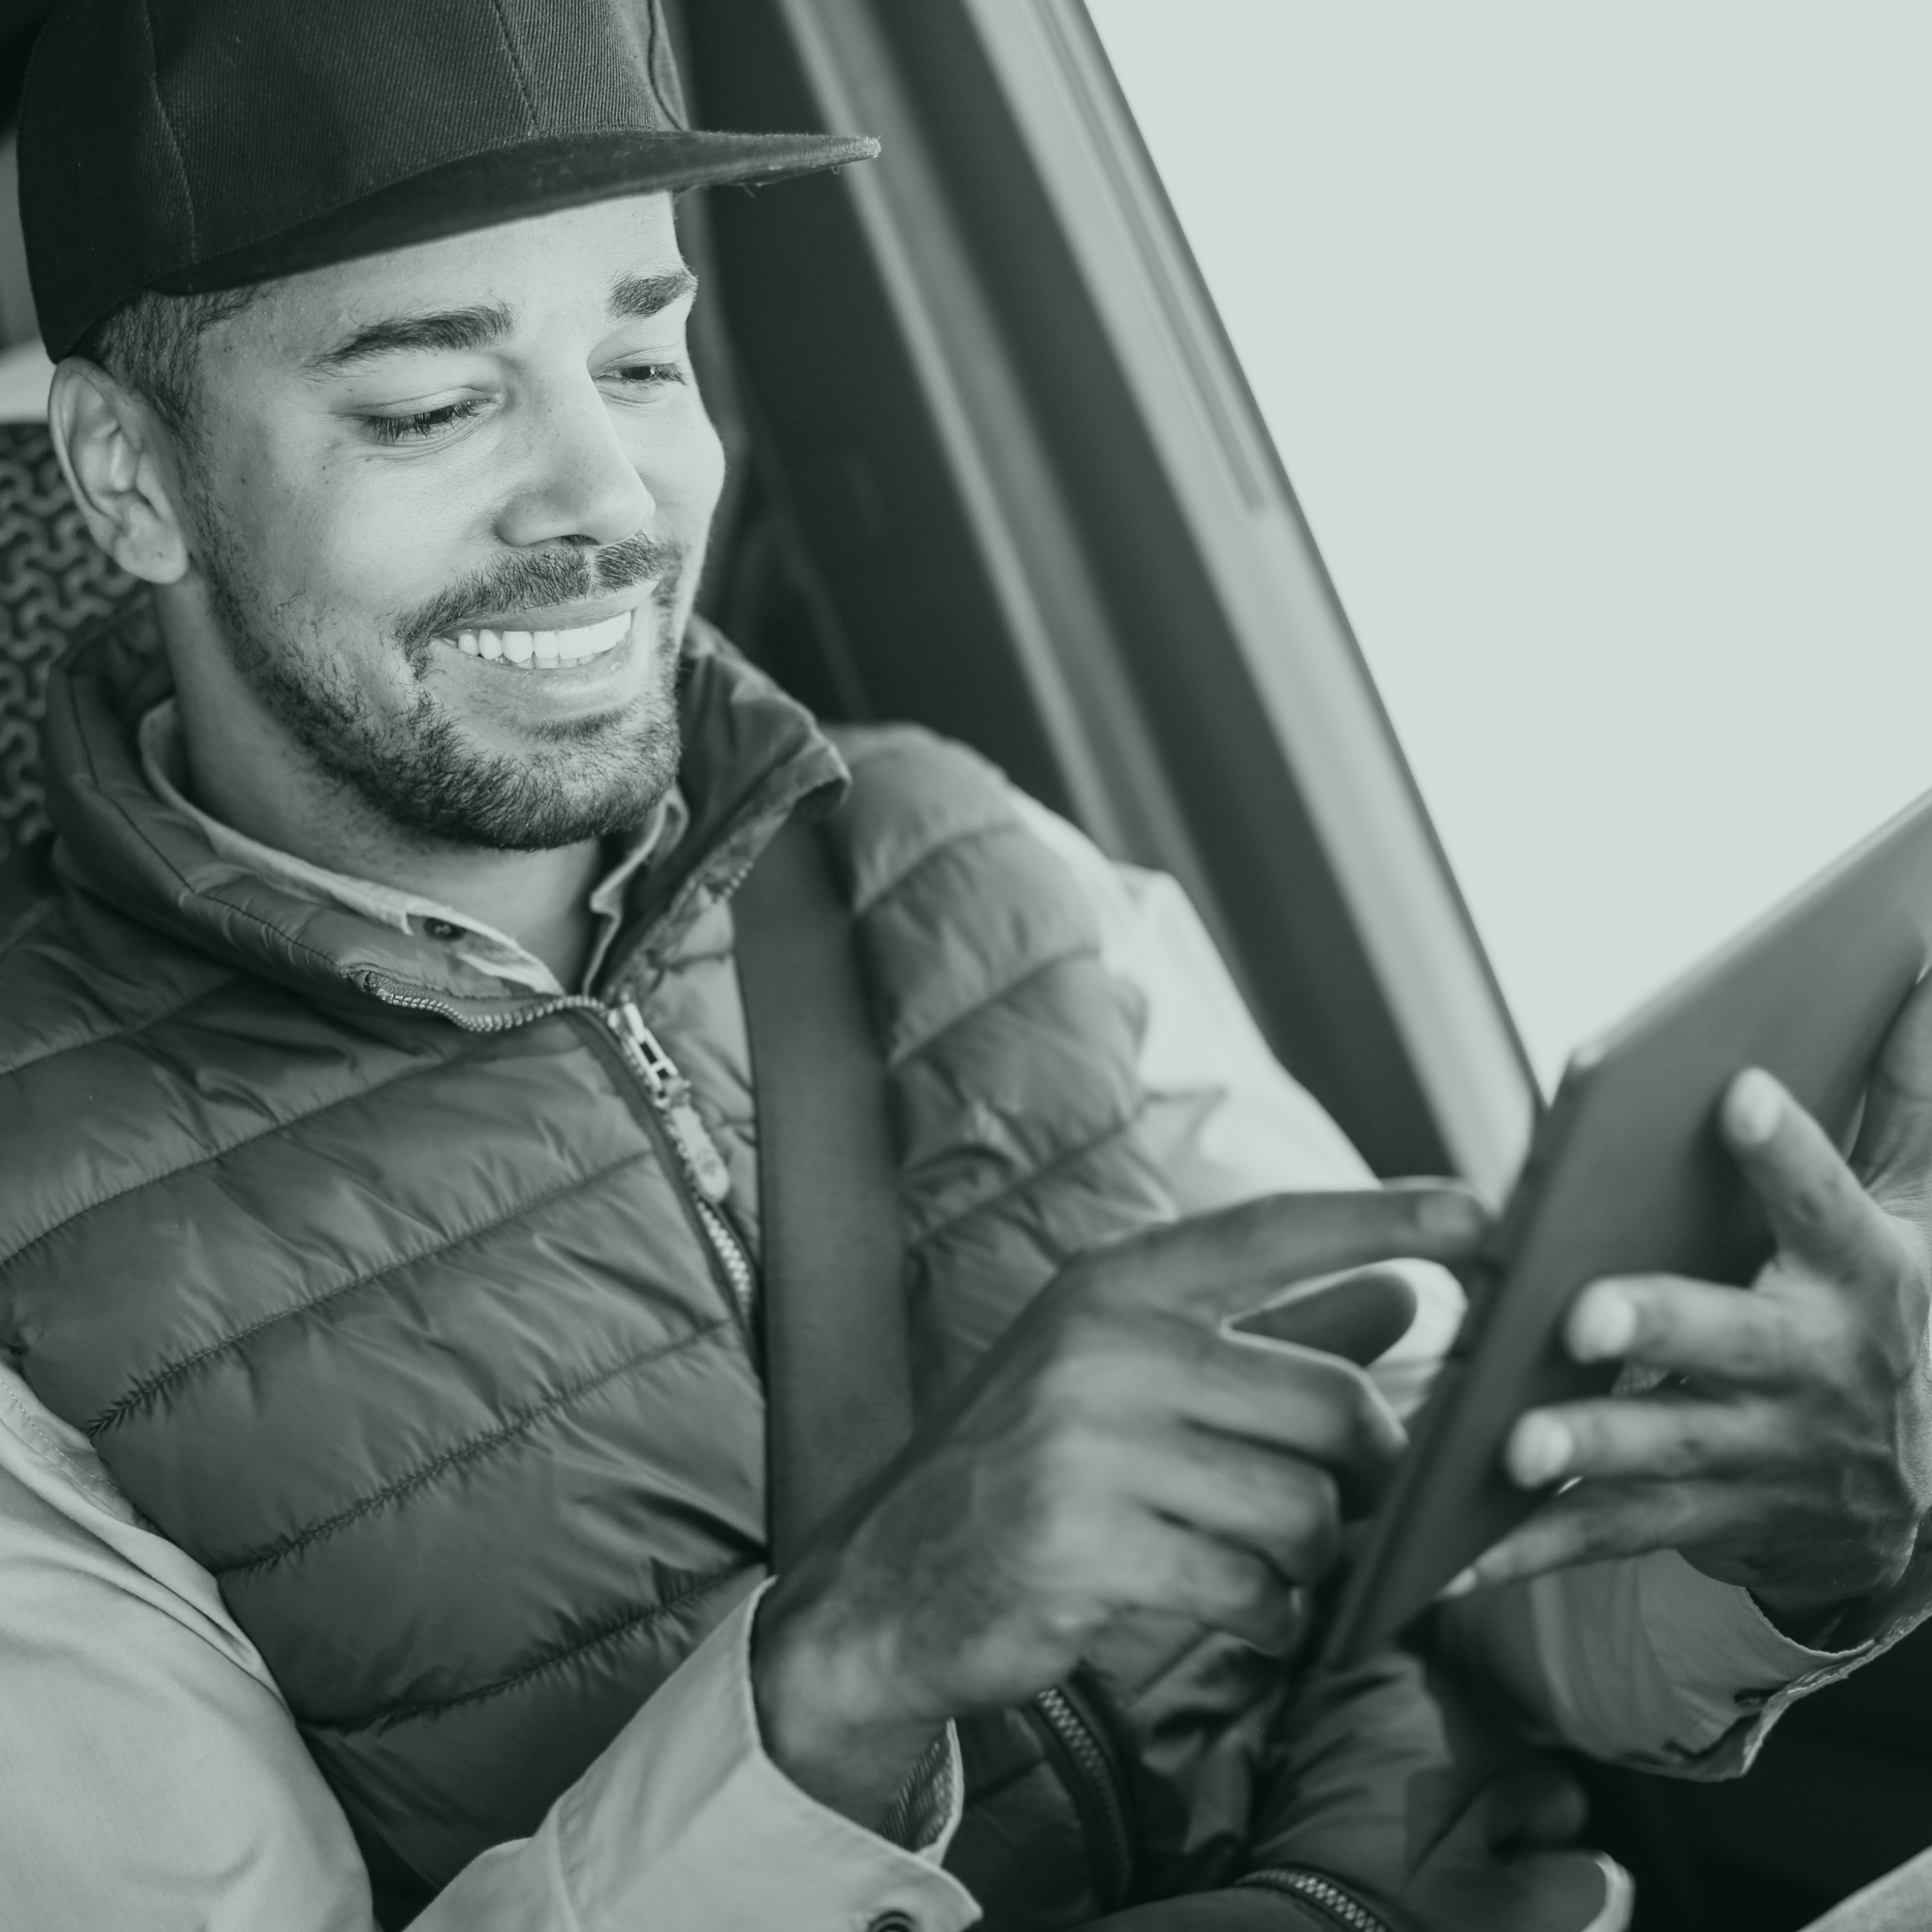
[733,813,916,1568]
[737,815,1160,1920]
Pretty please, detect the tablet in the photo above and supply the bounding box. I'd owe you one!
[1321,781,1932,1671]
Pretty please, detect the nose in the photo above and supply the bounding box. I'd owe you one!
[495,373,656,551]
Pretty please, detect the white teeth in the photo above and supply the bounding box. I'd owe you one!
[440,603,642,669]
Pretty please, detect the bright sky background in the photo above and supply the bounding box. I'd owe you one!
[1089,1,1932,1085]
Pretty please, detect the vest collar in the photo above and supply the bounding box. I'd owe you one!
[41,596,848,1017]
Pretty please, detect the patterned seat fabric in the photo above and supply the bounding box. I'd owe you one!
[0,418,138,865]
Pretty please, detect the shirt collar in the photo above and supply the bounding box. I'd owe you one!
[135,697,688,997]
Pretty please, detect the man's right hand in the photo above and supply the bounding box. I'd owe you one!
[750,1186,1488,1826]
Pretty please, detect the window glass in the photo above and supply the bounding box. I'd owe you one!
[1088,1,1932,1083]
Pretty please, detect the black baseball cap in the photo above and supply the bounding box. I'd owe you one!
[18,0,878,360]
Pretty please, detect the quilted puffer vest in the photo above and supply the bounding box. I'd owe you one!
[0,606,1287,1925]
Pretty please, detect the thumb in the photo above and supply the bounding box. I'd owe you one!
[1503,1851,1635,1932]
[1852,969,1932,1195]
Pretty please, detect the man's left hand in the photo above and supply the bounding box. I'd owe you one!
[1459,974,1932,1629]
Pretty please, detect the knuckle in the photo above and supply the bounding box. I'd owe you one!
[1743,1299,1805,1381]
[1846,1328,1912,1398]
[1781,1185,1838,1248]
[1648,1414,1716,1480]
[1035,1315,1143,1413]
[1279,1471,1342,1577]
[1029,1351,1095,1425]
[1828,1287,1923,1393]
[1030,1416,1098,1495]
[1206,1551,1281,1628]
[1048,1249,1141,1329]
[1552,1503,1626,1567]
[1326,1364,1385,1460]
[1767,1138,1852,1231]
[1556,1404,1611,1469]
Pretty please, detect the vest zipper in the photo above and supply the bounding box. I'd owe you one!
[1031,1682,1137,1908]
[364,977,1130,1891]
[358,977,758,1334]
[604,996,757,1331]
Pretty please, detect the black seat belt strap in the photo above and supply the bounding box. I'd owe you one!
[733,813,915,1569]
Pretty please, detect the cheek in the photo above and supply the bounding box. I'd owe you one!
[313,445,488,601]
[218,446,474,666]
[633,396,727,531]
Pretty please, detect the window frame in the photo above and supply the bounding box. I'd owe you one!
[685,0,1536,1193]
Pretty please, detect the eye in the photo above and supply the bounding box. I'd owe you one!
[363,398,486,445]
[608,360,685,391]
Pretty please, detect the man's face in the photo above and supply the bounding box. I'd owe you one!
[173,192,725,850]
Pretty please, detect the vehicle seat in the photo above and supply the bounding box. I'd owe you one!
[0,417,137,865]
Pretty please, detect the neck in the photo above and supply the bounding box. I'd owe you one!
[155,590,605,988]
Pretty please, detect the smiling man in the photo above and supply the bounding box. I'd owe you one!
[195,260,704,860]
[106,232,712,990]
[4,3,1932,1931]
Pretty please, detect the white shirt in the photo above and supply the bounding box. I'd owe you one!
[0,720,1862,1931]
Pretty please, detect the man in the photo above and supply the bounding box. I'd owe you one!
[3,2,1931,1928]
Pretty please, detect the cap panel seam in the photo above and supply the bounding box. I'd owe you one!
[642,4,676,130]
[139,0,199,256]
[482,0,541,136]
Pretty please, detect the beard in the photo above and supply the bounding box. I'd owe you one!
[193,505,690,853]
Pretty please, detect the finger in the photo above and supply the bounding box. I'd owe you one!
[1232,1268,1418,1366]
[1124,1431,1344,1579]
[1562,1272,1813,1388]
[1471,1763,1590,1852]
[1853,969,1932,1187]
[1088,1186,1488,1326]
[1721,1069,1896,1287]
[1503,1852,1630,1932]
[1122,1514,1304,1653]
[1185,1334,1407,1512]
[1501,1391,1769,1490]
[1449,1480,1721,1593]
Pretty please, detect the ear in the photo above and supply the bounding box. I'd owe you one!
[47,359,192,585]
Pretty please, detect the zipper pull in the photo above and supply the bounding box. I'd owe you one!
[610,997,734,1204]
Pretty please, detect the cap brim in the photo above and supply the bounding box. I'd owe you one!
[152,127,878,297]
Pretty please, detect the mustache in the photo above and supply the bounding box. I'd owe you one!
[394,534,684,651]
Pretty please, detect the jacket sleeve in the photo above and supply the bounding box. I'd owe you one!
[1433,1547,1932,1779]
[0,1365,975,1932]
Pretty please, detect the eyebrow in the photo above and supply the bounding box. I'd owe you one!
[609,267,698,319]
[308,302,516,374]
[305,268,698,376]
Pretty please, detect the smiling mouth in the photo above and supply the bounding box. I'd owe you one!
[436,596,654,671]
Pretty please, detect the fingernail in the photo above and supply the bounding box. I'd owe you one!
[1439,1567,1478,1600]
[1416,1188,1484,1242]
[1726,1068,1782,1147]
[1508,1413,1571,1487]
[1571,1287,1637,1361]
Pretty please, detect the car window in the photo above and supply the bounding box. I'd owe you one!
[1089,0,1932,1083]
